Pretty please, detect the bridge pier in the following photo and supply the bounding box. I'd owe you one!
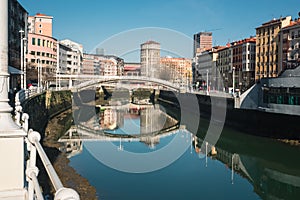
[0,0,27,199]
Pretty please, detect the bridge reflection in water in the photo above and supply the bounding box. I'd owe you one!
[59,102,300,199]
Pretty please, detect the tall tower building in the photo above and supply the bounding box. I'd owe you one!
[140,41,160,78]
[255,16,292,81]
[193,32,212,57]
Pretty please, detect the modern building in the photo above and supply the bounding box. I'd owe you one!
[140,41,160,78]
[255,16,292,81]
[8,0,28,90]
[124,62,141,76]
[193,32,212,57]
[160,57,192,87]
[281,18,300,70]
[59,39,82,75]
[26,13,57,85]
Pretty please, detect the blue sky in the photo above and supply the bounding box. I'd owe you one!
[18,0,299,61]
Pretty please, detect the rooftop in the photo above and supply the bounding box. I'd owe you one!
[282,18,300,30]
[256,16,291,29]
[142,40,160,45]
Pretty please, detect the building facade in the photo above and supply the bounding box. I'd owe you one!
[26,33,57,80]
[140,41,160,78]
[26,13,57,84]
[281,19,300,70]
[193,32,212,57]
[255,16,292,81]
[231,37,256,92]
[195,48,220,91]
[82,54,124,76]
[59,39,82,75]
[28,13,53,37]
[216,45,232,91]
[124,62,141,76]
[160,57,192,87]
[8,0,28,90]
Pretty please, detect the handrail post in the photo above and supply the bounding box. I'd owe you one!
[27,130,80,200]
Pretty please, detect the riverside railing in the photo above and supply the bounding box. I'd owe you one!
[15,98,79,200]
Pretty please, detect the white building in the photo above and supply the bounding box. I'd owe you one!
[58,39,82,75]
[195,47,220,90]
[140,41,160,78]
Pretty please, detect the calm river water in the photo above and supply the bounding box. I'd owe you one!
[59,101,300,200]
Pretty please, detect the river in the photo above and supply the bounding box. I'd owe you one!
[58,97,300,200]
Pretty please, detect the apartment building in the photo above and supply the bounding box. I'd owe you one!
[281,19,300,70]
[255,16,292,81]
[82,54,124,76]
[195,47,221,90]
[160,57,192,87]
[231,37,256,91]
[216,45,232,91]
[59,39,82,75]
[26,13,57,83]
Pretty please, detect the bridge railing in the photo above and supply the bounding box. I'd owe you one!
[16,108,80,200]
[56,74,182,91]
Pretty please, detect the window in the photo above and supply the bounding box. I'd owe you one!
[37,39,41,46]
[39,30,42,34]
[32,38,36,45]
[39,24,42,28]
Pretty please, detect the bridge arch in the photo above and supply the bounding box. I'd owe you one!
[67,75,181,92]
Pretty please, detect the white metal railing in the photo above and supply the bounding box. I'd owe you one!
[16,107,80,200]
[56,75,182,91]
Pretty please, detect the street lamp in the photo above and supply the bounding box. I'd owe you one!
[232,66,235,96]
[206,69,209,95]
[19,29,24,89]
[36,58,42,93]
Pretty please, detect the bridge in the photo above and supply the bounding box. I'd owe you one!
[56,74,184,92]
[58,124,186,158]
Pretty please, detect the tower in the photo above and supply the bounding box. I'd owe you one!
[140,41,160,78]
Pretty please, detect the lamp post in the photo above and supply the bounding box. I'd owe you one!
[206,69,209,95]
[232,67,235,96]
[37,58,42,93]
[23,37,27,90]
[19,29,24,89]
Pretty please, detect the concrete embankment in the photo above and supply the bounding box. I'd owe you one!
[158,90,300,140]
[22,90,97,200]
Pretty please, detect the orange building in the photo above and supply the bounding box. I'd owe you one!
[255,16,292,81]
[160,57,192,87]
[28,13,53,37]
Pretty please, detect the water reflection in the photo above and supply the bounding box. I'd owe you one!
[192,134,300,200]
[59,101,300,199]
[59,103,182,157]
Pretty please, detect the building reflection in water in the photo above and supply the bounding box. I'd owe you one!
[192,134,300,200]
[61,101,300,200]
